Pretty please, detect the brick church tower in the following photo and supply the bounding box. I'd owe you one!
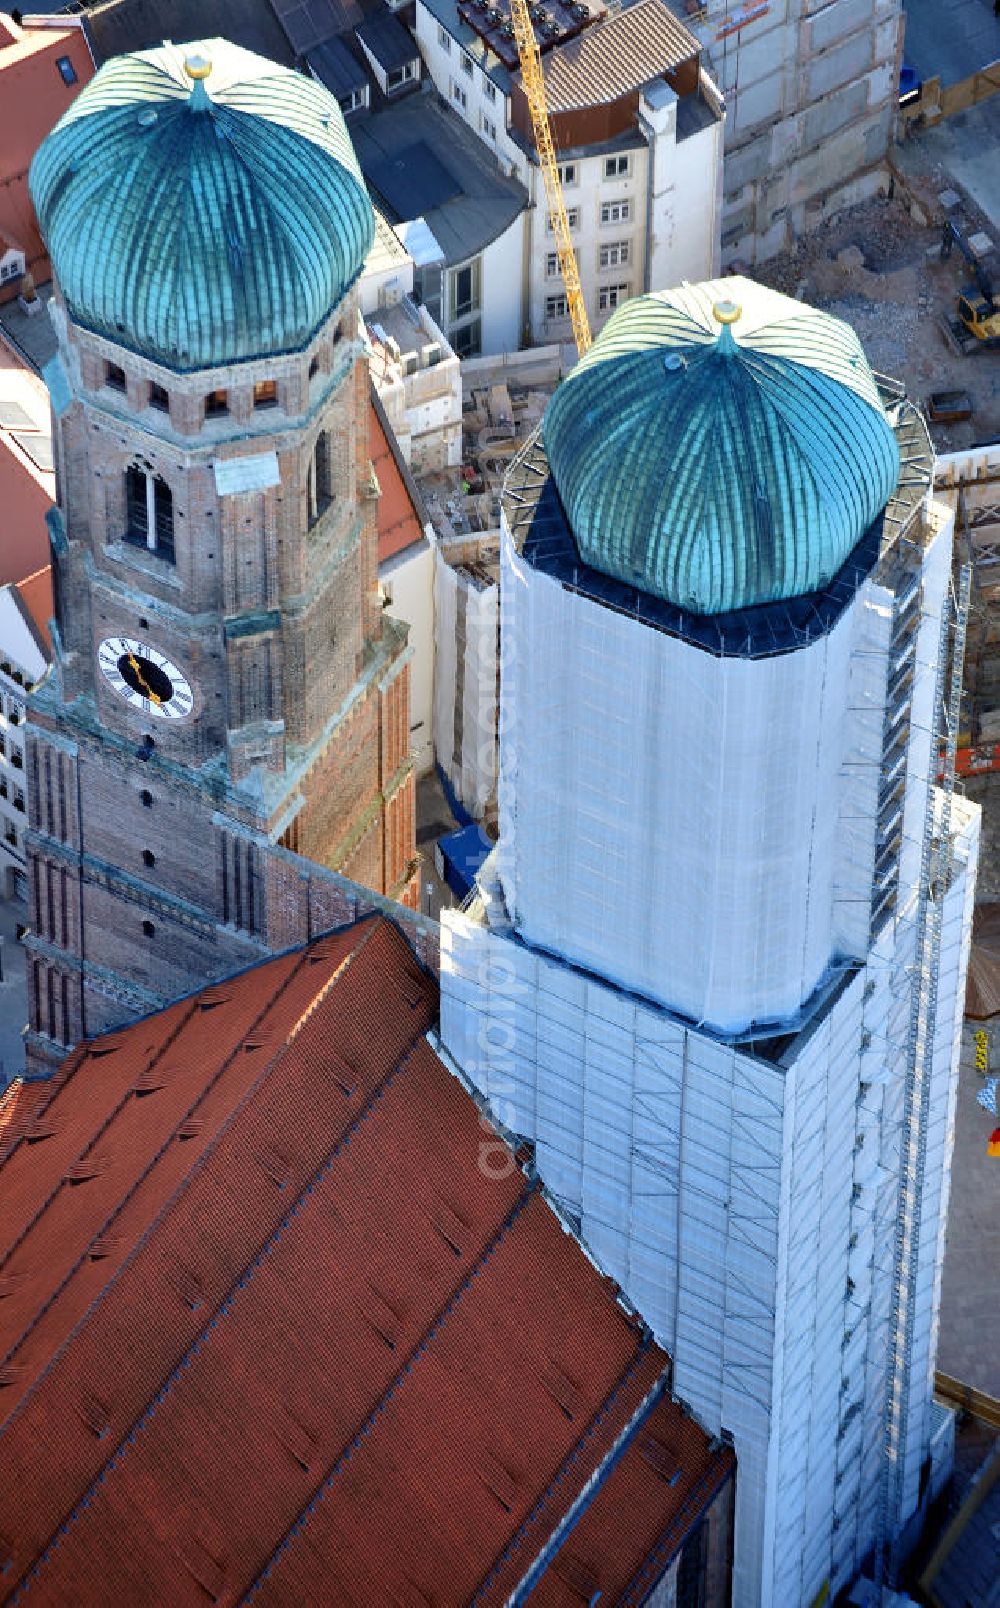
[23,40,418,1072]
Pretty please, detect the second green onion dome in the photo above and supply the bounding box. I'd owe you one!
[542,278,901,616]
[29,38,374,372]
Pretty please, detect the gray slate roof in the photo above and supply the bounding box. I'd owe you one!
[351,94,527,266]
[83,0,294,65]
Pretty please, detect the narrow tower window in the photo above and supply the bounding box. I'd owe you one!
[309,431,334,528]
[105,362,127,393]
[149,382,169,412]
[205,388,229,418]
[253,380,278,409]
[124,466,175,564]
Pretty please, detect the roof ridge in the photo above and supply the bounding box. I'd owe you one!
[243,1177,538,1601]
[11,1024,436,1598]
[617,1445,736,1605]
[470,1329,658,1603]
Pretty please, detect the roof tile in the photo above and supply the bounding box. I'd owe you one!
[0,915,732,1603]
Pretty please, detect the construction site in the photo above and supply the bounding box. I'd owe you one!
[751,172,1000,892]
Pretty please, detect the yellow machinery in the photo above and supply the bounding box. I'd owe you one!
[942,222,1000,350]
[508,0,591,357]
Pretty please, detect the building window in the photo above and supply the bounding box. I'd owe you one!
[545,252,561,278]
[461,53,474,77]
[556,163,578,187]
[598,283,630,312]
[124,466,175,563]
[438,24,451,50]
[308,356,320,380]
[140,789,153,807]
[481,114,497,141]
[0,251,25,285]
[547,208,580,232]
[142,849,156,867]
[604,154,631,180]
[308,431,334,528]
[149,382,169,412]
[451,319,481,359]
[56,56,78,85]
[253,379,278,410]
[205,388,228,418]
[105,362,127,394]
[142,919,155,938]
[448,259,481,323]
[484,78,497,102]
[451,80,467,110]
[600,199,631,225]
[545,294,569,319]
[10,744,22,770]
[387,61,417,92]
[599,241,630,269]
[13,788,25,813]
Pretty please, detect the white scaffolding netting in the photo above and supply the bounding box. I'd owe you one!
[497,523,888,1035]
[433,549,498,819]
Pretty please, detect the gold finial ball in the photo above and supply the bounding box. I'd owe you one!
[713,299,742,326]
[184,53,212,80]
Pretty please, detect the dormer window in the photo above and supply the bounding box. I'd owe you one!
[205,388,229,418]
[106,362,127,393]
[253,380,278,410]
[387,61,418,92]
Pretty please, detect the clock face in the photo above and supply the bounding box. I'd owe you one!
[98,636,194,721]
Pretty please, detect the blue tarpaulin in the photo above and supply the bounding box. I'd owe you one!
[435,825,492,903]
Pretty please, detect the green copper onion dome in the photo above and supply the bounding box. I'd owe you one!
[542,279,901,616]
[29,39,374,372]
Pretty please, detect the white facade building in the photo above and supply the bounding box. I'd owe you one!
[439,281,978,1604]
[414,0,723,344]
[0,574,50,899]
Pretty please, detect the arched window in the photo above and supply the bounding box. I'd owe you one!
[124,467,175,563]
[308,432,334,529]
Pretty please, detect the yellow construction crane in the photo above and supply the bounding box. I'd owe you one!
[508,0,592,357]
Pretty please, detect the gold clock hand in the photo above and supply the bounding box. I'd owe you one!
[127,651,162,705]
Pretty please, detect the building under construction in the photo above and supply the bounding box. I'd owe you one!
[440,278,978,1605]
[935,444,1000,892]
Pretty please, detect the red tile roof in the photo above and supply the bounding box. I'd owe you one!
[0,18,94,295]
[371,390,427,565]
[11,563,53,654]
[0,915,733,1604]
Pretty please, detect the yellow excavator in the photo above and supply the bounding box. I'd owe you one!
[941,221,1000,352]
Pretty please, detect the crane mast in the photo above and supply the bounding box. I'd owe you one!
[508,0,592,356]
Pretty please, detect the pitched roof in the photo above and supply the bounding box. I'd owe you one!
[0,914,733,1605]
[370,386,428,564]
[355,4,420,72]
[540,0,697,112]
[11,563,53,655]
[0,17,94,285]
[83,0,294,67]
